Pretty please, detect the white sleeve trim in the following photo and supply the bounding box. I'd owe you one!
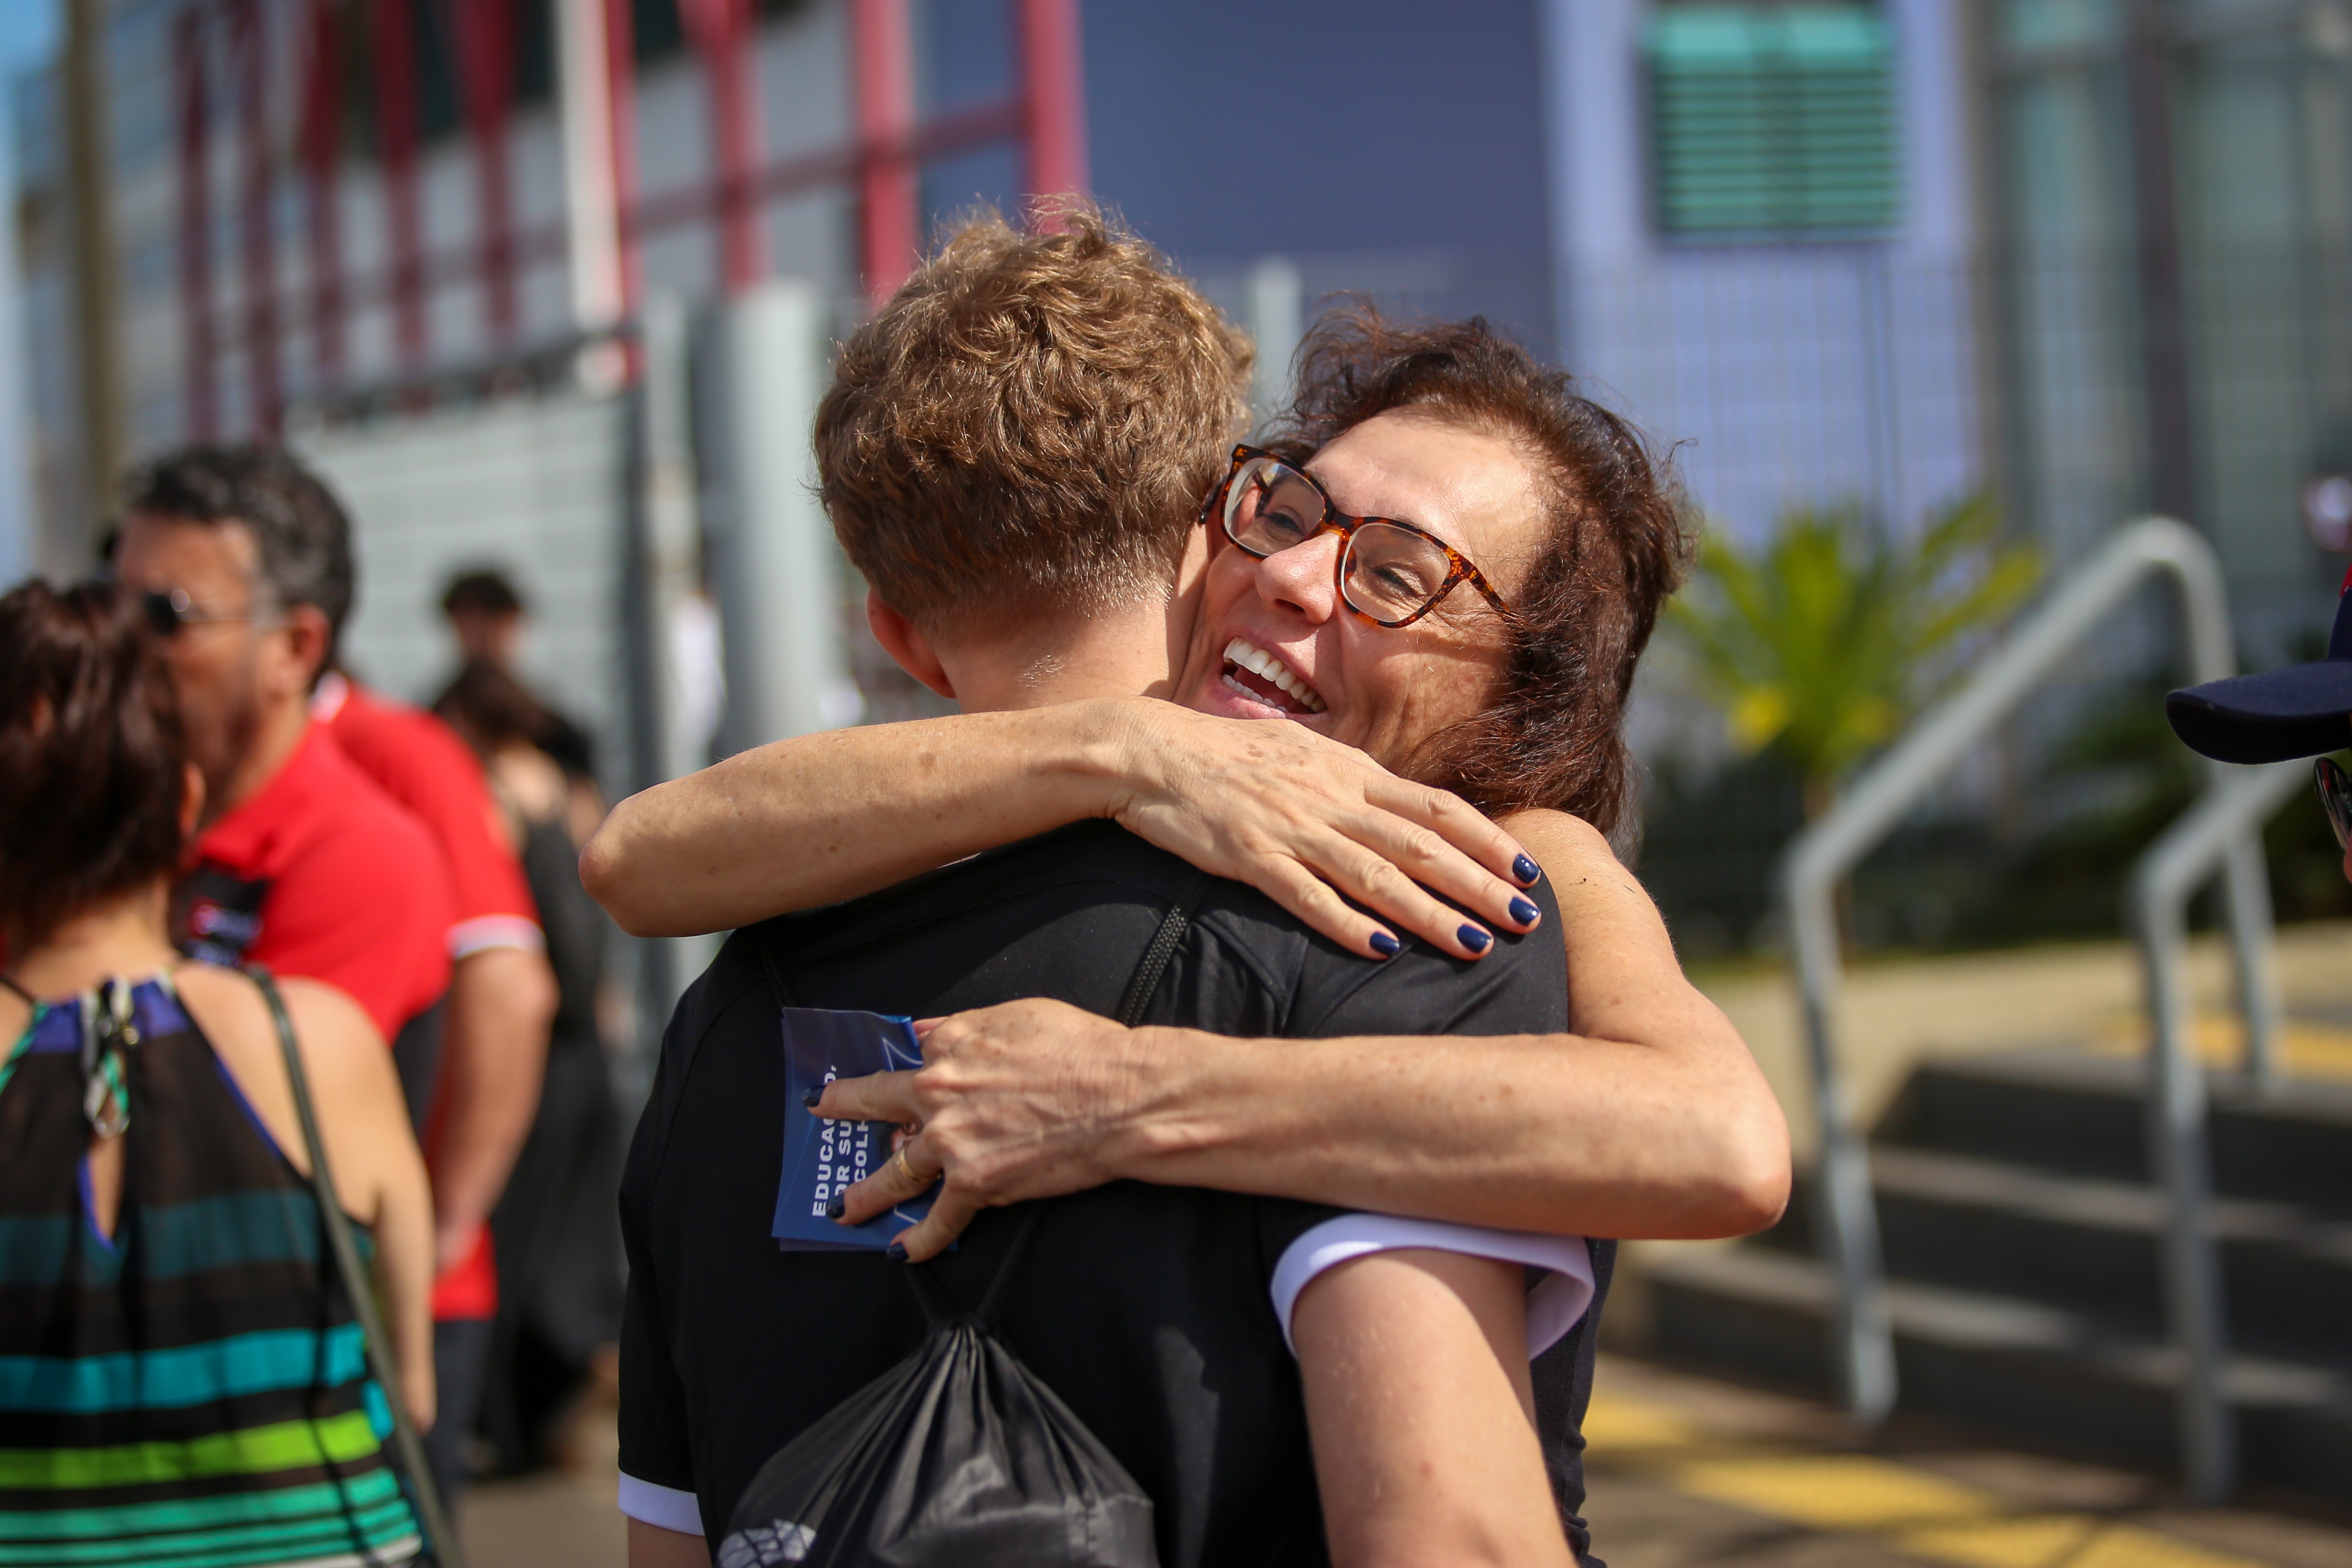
[618,1473,703,1535]
[449,914,545,960]
[309,671,350,723]
[1270,1214,1595,1360]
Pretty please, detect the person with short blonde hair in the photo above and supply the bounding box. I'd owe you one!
[819,204,1252,636]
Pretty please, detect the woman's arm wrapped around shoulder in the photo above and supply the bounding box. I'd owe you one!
[817,809,1790,1258]
[580,696,1540,960]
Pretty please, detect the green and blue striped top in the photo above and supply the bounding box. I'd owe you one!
[0,975,420,1567]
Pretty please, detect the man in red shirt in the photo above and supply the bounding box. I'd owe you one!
[115,445,556,1506]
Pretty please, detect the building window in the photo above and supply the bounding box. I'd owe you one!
[1645,3,1899,238]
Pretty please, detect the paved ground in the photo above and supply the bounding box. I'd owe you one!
[457,1351,2352,1568]
[1583,1356,2352,1568]
[459,1376,626,1568]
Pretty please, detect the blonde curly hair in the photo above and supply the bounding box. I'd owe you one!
[816,202,1252,634]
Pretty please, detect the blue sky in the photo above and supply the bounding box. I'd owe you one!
[0,2,56,81]
[0,0,51,584]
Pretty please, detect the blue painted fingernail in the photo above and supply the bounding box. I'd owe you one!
[1369,930,1401,958]
[802,1085,823,1110]
[1513,852,1541,885]
[886,1241,908,1262]
[1459,924,1491,954]
[1509,896,1540,926]
[826,1193,845,1219]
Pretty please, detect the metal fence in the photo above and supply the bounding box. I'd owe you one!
[1582,242,2352,960]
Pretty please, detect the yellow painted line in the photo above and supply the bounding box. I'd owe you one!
[1582,1392,2274,1568]
[1675,1453,1992,1530]
[1899,1514,2260,1568]
[2091,1012,2352,1079]
[1579,1391,1700,1450]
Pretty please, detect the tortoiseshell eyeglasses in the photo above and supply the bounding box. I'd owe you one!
[1198,445,1510,629]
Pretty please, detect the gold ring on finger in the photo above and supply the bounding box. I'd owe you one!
[892,1146,920,1184]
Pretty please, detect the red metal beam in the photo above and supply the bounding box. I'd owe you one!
[605,0,642,319]
[851,0,917,311]
[372,0,426,365]
[230,0,279,435]
[1017,0,1087,209]
[298,0,345,379]
[215,64,1045,405]
[175,8,216,441]
[229,97,1020,345]
[451,0,522,340]
[679,0,766,294]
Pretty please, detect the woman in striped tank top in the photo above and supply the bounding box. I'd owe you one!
[0,580,437,1568]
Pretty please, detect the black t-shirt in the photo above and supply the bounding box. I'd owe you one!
[619,821,1613,1566]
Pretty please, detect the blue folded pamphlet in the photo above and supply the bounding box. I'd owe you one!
[772,1007,936,1252]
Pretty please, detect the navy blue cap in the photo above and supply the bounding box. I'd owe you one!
[2165,569,2352,763]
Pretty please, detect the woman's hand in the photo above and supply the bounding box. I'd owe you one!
[1093,699,1541,961]
[814,999,1148,1261]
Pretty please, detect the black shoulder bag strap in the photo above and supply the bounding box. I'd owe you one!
[757,870,1214,1326]
[247,968,466,1568]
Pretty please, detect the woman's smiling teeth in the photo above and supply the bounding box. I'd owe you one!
[1221,637,1326,714]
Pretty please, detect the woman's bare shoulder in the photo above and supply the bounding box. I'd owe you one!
[272,980,395,1097]
[180,968,390,1101]
[171,962,274,1047]
[1494,809,1616,876]
[272,977,384,1050]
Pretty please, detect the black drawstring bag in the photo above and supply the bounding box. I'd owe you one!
[717,876,1208,1568]
[717,1207,1156,1568]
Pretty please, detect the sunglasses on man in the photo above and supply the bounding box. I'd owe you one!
[139,588,261,639]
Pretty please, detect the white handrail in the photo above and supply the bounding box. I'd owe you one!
[1779,518,2271,1441]
[2128,756,2303,1500]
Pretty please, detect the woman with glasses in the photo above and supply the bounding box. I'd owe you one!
[0,580,438,1568]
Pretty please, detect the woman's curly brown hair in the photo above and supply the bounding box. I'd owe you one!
[1270,307,1692,837]
[818,202,1252,633]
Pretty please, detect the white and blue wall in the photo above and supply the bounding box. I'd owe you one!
[1540,0,1985,545]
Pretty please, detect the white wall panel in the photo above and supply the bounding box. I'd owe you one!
[295,391,633,783]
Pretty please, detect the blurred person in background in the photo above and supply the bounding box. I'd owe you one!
[435,658,627,1478]
[439,567,598,784]
[112,445,557,1509]
[0,579,435,1568]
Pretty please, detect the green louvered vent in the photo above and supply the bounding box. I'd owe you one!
[1647,5,1898,237]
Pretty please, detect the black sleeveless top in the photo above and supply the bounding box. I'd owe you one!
[0,973,421,1567]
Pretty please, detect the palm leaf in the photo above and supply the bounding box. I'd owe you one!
[1666,490,2039,809]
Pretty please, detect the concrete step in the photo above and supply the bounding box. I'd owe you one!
[1876,1049,2352,1212]
[1756,1149,2352,1361]
[1647,1244,2352,1496]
